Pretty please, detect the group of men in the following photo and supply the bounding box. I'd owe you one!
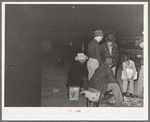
[87,30,123,106]
[66,30,123,107]
[87,30,119,78]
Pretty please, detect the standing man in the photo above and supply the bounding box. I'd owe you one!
[100,33,119,76]
[134,39,144,98]
[87,30,104,80]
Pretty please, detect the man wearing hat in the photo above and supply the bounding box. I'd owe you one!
[87,30,104,80]
[89,58,123,106]
[66,53,89,89]
[100,33,119,75]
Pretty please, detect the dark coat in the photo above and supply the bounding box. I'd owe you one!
[89,64,117,93]
[66,61,88,87]
[100,42,119,67]
[88,39,103,65]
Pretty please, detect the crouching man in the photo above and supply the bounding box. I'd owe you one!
[89,58,123,107]
[66,53,88,90]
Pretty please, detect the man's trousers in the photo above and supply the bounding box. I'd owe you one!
[87,58,99,80]
[107,83,123,105]
[122,80,134,94]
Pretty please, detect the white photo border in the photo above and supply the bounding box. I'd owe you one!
[1,1,148,121]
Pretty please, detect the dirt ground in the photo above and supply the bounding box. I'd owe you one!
[41,55,143,107]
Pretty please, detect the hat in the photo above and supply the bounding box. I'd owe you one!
[75,53,88,61]
[105,34,115,42]
[105,58,113,65]
[94,30,104,37]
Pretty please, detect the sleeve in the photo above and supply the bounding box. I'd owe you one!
[100,45,104,62]
[95,44,103,65]
[88,73,105,88]
[90,66,106,81]
[92,73,105,81]
[100,44,103,54]
[113,44,119,66]
[82,63,88,78]
[90,68,105,81]
[123,62,129,79]
[107,69,117,83]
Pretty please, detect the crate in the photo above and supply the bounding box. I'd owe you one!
[68,86,80,100]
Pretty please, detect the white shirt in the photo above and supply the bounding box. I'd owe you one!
[122,60,137,79]
[107,42,112,55]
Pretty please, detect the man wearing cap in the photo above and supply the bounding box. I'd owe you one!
[66,53,89,89]
[100,33,119,75]
[87,30,104,80]
[89,58,123,106]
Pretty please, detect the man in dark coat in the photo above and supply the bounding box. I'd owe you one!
[89,58,123,106]
[100,34,119,76]
[87,30,104,80]
[66,53,88,89]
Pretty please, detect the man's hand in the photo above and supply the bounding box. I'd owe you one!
[111,64,115,68]
[126,77,130,81]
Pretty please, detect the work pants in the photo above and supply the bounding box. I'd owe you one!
[122,80,134,94]
[135,65,143,97]
[107,83,123,105]
[87,58,99,80]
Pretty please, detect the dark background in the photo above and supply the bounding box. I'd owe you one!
[4,4,143,106]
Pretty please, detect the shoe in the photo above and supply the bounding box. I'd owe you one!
[129,93,134,98]
[100,98,108,103]
[133,95,139,98]
[122,93,127,96]
[104,94,114,100]
[125,94,130,97]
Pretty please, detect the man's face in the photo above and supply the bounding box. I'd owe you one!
[107,41,113,44]
[79,59,86,64]
[97,36,103,42]
[106,34,115,42]
[125,60,130,65]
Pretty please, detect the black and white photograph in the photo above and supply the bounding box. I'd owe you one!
[2,1,148,121]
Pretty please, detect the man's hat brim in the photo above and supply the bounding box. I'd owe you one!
[105,37,115,42]
[75,56,88,61]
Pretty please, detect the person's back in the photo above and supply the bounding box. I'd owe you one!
[88,39,98,59]
[89,63,111,93]
[87,58,124,106]
[66,53,88,88]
